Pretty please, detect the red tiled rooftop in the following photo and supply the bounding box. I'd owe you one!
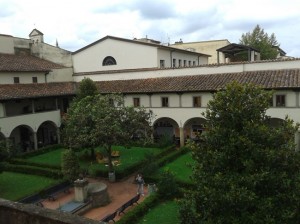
[0,53,65,72]
[0,82,76,100]
[96,69,300,93]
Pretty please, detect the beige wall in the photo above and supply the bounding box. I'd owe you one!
[0,35,14,54]
[171,39,230,64]
[72,38,158,73]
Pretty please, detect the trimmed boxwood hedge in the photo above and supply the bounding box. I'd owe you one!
[3,163,62,179]
[116,194,161,224]
[16,144,63,159]
[8,158,61,170]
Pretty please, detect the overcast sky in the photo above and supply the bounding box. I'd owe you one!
[1,0,300,57]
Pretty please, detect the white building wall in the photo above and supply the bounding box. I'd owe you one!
[124,94,151,107]
[181,92,213,107]
[72,38,158,73]
[0,72,46,84]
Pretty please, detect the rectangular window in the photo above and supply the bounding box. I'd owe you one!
[188,61,191,66]
[172,59,176,67]
[178,59,182,67]
[160,60,165,68]
[162,97,169,107]
[193,61,196,66]
[183,60,186,67]
[13,77,20,84]
[193,96,202,107]
[276,95,285,107]
[32,77,38,83]
[109,98,114,106]
[133,97,140,107]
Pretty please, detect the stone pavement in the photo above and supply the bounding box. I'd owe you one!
[41,175,148,222]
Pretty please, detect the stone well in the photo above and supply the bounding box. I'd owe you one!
[87,182,110,207]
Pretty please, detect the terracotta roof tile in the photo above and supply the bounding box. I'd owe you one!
[95,69,300,93]
[0,53,65,72]
[0,82,76,100]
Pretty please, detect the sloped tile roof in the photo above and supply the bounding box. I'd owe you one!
[0,53,65,72]
[95,69,300,93]
[0,82,76,100]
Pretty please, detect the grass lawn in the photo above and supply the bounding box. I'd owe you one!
[22,146,164,173]
[85,146,163,172]
[0,171,60,201]
[24,148,63,167]
[136,200,180,224]
[155,152,194,184]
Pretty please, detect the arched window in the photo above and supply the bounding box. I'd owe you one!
[102,56,117,66]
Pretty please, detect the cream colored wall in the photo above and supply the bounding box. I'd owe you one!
[171,40,230,64]
[31,43,73,67]
[181,92,212,107]
[0,72,46,84]
[47,68,74,82]
[73,59,300,82]
[151,93,180,107]
[72,39,158,73]
[0,110,61,137]
[272,90,296,107]
[170,51,201,67]
[124,94,151,107]
[0,35,14,54]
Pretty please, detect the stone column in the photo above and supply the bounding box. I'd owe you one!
[56,128,61,144]
[33,132,38,150]
[179,127,184,147]
[74,179,89,202]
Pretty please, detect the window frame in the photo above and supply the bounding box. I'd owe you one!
[102,56,117,66]
[172,59,176,67]
[133,97,140,107]
[161,97,169,107]
[193,96,202,107]
[276,94,286,107]
[32,77,38,83]
[13,77,20,84]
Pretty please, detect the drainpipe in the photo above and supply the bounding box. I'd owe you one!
[44,71,49,83]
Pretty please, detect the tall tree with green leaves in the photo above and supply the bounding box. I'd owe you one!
[76,77,98,100]
[179,82,300,223]
[62,93,154,173]
[240,24,279,60]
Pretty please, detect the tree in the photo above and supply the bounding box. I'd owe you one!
[76,77,98,100]
[62,93,154,173]
[61,149,80,182]
[240,24,279,60]
[179,82,300,223]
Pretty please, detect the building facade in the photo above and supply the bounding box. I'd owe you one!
[1,29,300,151]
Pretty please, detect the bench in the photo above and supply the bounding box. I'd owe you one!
[101,210,118,223]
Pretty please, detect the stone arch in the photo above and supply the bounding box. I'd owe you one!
[10,125,34,152]
[153,117,179,144]
[183,117,207,140]
[37,121,59,147]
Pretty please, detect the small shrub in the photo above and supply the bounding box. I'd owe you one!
[157,168,179,199]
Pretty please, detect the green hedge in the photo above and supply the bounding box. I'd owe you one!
[3,163,62,179]
[8,158,61,170]
[16,144,63,159]
[116,194,161,224]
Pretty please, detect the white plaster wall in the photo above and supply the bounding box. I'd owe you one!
[171,51,200,67]
[124,94,150,107]
[157,49,172,67]
[47,68,74,82]
[272,90,296,107]
[0,110,61,137]
[72,38,158,73]
[151,93,180,107]
[181,92,213,107]
[0,35,14,54]
[73,59,300,82]
[0,72,46,84]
